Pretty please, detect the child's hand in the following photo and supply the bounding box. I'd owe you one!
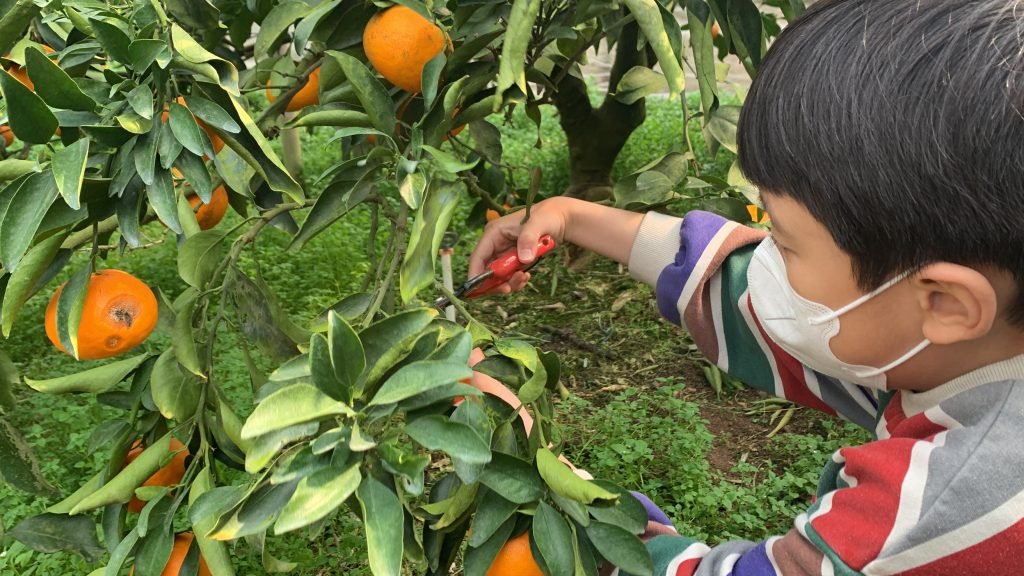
[468,198,570,294]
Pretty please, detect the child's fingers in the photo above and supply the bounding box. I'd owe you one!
[468,226,514,277]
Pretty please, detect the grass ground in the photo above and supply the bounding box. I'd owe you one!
[0,93,866,575]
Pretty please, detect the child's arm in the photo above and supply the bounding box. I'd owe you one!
[473,200,878,428]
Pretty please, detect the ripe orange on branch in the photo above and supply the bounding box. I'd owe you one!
[44,269,158,360]
[124,439,189,513]
[130,532,211,576]
[266,67,321,112]
[0,124,13,147]
[363,6,450,93]
[186,184,229,230]
[486,531,544,576]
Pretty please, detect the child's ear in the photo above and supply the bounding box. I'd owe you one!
[912,263,998,344]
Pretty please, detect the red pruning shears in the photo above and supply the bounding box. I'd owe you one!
[434,235,557,310]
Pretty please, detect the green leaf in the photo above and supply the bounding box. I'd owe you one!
[613,66,669,105]
[533,501,574,576]
[0,159,38,182]
[286,109,373,129]
[134,126,159,186]
[24,47,96,111]
[686,0,718,118]
[727,0,765,71]
[421,53,446,112]
[586,482,648,535]
[310,333,344,399]
[622,0,685,97]
[149,169,181,234]
[52,139,89,210]
[55,265,91,359]
[404,415,491,465]
[170,25,239,95]
[0,349,15,410]
[0,68,57,143]
[245,423,318,474]
[241,383,354,440]
[168,102,207,157]
[358,308,437,393]
[182,95,241,134]
[188,468,237,576]
[274,463,360,535]
[420,145,479,173]
[0,417,56,495]
[0,171,58,273]
[128,39,169,71]
[326,51,395,134]
[356,477,404,576]
[536,448,618,505]
[207,481,298,541]
[288,166,376,251]
[1,230,67,337]
[495,0,542,105]
[400,178,459,303]
[9,513,104,562]
[369,361,472,406]
[172,288,204,377]
[25,354,149,394]
[468,491,518,548]
[255,1,313,57]
[293,0,343,52]
[70,434,177,514]
[327,311,363,399]
[177,229,227,288]
[174,151,214,201]
[479,452,543,504]
[585,522,653,576]
[89,19,131,64]
[150,349,201,421]
[463,516,516,576]
[706,105,741,154]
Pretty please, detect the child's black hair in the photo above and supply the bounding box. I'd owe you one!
[738,0,1024,323]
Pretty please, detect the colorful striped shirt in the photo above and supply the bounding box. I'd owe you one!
[623,210,1024,576]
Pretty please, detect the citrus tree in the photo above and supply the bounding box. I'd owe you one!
[0,0,803,574]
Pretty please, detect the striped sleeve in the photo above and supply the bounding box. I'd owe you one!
[628,211,878,428]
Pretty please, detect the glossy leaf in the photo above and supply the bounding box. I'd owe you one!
[25,354,149,394]
[188,468,237,576]
[358,309,436,394]
[1,230,67,337]
[479,452,543,504]
[240,383,354,440]
[255,1,313,57]
[150,349,200,421]
[536,448,617,505]
[70,434,176,514]
[274,463,360,534]
[622,0,685,97]
[613,66,669,105]
[400,178,459,303]
[52,139,89,210]
[495,0,542,104]
[468,491,518,548]
[326,51,395,134]
[327,311,363,399]
[369,361,472,406]
[54,265,91,359]
[585,522,654,576]
[0,69,58,143]
[172,289,204,377]
[0,171,59,272]
[357,477,404,576]
[177,229,227,288]
[404,415,491,465]
[244,422,318,474]
[24,47,96,111]
[533,501,574,576]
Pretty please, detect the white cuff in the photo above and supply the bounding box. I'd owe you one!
[628,212,683,287]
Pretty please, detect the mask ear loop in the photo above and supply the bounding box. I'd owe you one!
[807,271,913,326]
[855,338,931,378]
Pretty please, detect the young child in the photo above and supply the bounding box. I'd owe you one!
[470,0,1024,573]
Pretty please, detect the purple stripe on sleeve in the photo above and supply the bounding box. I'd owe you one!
[655,211,732,325]
[732,541,779,575]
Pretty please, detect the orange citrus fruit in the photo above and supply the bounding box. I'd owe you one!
[363,6,450,93]
[186,184,229,231]
[4,45,55,91]
[130,532,211,576]
[0,124,13,147]
[124,439,189,513]
[44,269,158,360]
[486,531,543,576]
[712,22,721,39]
[266,67,321,112]
[485,209,501,222]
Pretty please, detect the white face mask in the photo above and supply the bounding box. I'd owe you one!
[747,238,930,390]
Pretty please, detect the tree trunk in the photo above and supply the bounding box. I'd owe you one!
[553,22,653,202]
